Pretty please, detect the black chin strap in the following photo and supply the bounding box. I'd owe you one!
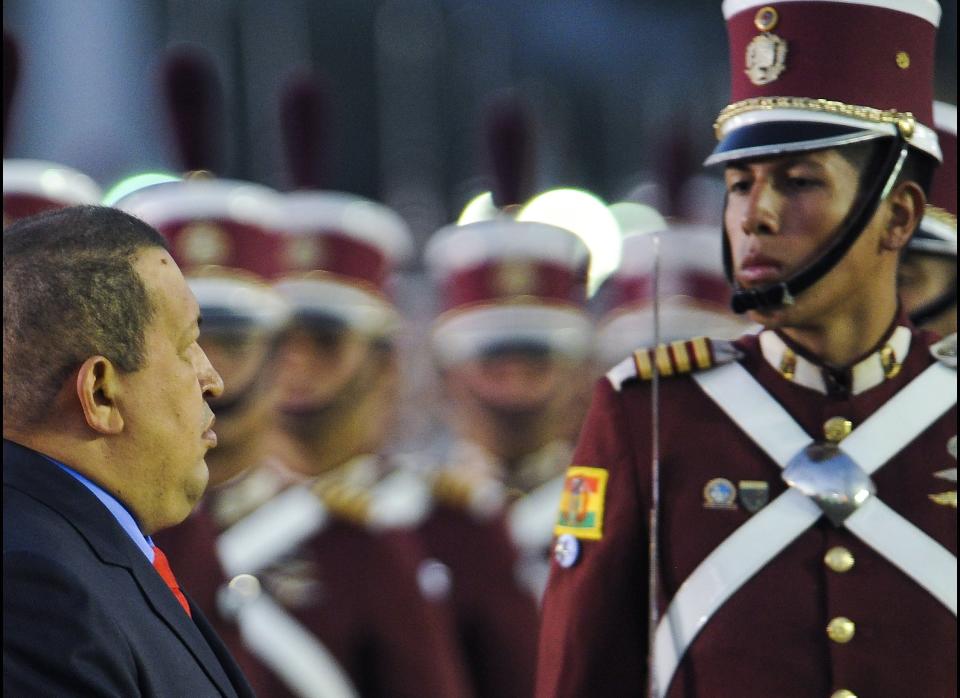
[725,136,910,314]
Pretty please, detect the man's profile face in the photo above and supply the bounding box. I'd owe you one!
[723,147,876,326]
[117,248,223,532]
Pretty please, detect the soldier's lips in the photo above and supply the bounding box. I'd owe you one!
[737,253,784,285]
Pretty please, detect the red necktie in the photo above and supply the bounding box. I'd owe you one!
[151,544,192,618]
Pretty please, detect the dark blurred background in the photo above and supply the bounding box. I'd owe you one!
[4,0,957,256]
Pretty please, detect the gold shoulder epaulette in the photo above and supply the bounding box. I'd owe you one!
[313,479,372,525]
[432,469,505,518]
[607,337,742,391]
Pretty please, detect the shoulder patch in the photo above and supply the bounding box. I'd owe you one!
[606,337,743,391]
[930,333,957,369]
[553,466,609,541]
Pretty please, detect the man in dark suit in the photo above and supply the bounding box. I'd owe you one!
[3,205,254,697]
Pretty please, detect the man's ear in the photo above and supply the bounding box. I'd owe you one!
[880,180,926,252]
[75,356,124,434]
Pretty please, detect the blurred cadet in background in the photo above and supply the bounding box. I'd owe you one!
[899,101,956,337]
[208,188,470,698]
[116,176,291,697]
[596,210,759,371]
[420,217,595,697]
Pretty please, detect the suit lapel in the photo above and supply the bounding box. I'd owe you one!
[127,553,240,698]
[3,441,242,698]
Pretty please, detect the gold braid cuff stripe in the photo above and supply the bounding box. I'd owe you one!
[714,97,917,140]
[925,206,958,231]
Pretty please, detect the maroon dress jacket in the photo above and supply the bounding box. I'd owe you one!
[537,326,956,697]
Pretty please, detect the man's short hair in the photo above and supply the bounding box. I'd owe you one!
[837,139,937,197]
[3,206,169,429]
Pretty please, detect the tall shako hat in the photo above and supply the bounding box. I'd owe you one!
[3,34,102,224]
[912,101,957,257]
[426,92,592,365]
[116,45,289,335]
[426,220,591,365]
[708,0,942,166]
[708,0,943,314]
[273,70,413,337]
[597,223,757,369]
[3,159,103,224]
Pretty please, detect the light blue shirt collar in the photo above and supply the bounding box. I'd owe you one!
[47,457,155,562]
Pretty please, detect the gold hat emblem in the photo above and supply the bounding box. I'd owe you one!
[495,260,536,297]
[178,222,231,267]
[745,32,788,86]
[284,235,326,271]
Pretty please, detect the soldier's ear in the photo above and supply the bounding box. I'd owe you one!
[880,180,925,252]
[75,356,125,435]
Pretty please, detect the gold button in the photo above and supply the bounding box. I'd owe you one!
[826,616,856,644]
[823,417,853,443]
[895,51,910,69]
[824,546,855,573]
[831,690,857,698]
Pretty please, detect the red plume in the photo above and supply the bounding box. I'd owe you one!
[483,90,536,209]
[280,68,331,190]
[162,44,224,173]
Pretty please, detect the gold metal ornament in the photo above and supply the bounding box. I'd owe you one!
[495,260,537,296]
[283,235,325,271]
[823,417,853,444]
[824,546,855,573]
[754,6,779,32]
[826,616,856,644]
[880,344,901,379]
[928,491,957,508]
[779,346,797,380]
[715,98,917,141]
[745,32,789,86]
[895,51,910,69]
[178,222,231,267]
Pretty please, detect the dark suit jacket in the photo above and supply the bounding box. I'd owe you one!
[3,439,255,698]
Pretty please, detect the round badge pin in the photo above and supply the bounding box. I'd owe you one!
[553,534,581,569]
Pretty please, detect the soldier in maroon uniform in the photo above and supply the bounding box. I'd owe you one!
[420,217,596,698]
[899,101,956,337]
[537,1,956,697]
[203,189,471,698]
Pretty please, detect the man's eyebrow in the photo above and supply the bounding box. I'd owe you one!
[181,313,202,341]
[780,156,826,171]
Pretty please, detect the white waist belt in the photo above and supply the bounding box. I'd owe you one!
[653,360,956,696]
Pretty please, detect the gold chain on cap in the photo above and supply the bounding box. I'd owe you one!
[924,206,958,230]
[714,97,916,142]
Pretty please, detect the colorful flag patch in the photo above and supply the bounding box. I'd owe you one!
[554,466,609,540]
